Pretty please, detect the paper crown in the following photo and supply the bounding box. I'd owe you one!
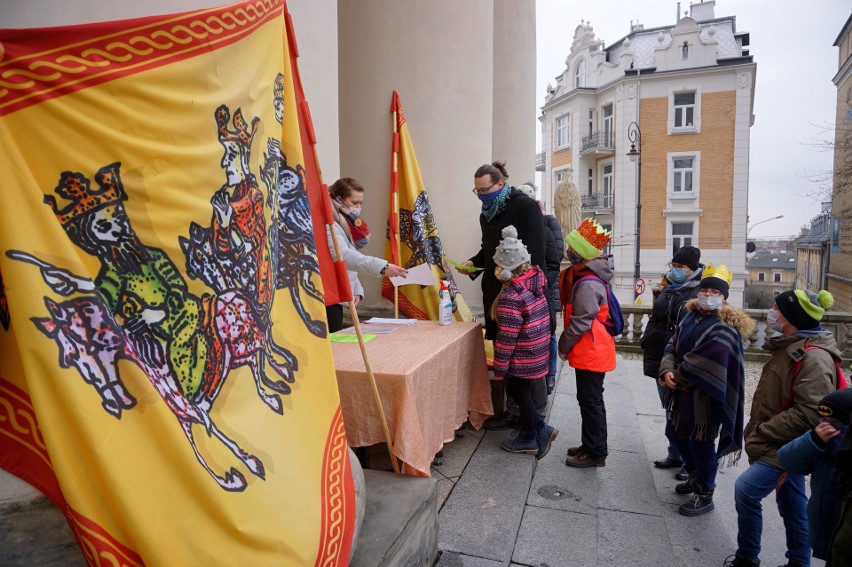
[215,105,259,147]
[43,163,127,225]
[567,217,612,260]
[701,263,732,285]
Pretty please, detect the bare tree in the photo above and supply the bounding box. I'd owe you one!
[804,121,852,219]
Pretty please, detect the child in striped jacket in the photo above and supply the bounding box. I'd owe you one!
[492,225,558,459]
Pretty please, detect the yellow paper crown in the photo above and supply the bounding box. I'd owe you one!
[701,263,732,285]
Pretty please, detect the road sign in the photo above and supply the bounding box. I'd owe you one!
[634,278,646,296]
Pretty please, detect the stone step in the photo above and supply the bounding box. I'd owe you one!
[350,470,438,567]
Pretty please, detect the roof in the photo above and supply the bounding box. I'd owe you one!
[747,252,797,269]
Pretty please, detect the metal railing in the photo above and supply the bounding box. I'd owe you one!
[581,131,614,153]
[581,193,613,210]
[615,306,852,365]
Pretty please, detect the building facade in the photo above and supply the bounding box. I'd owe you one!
[538,1,755,307]
[828,13,852,311]
[796,206,833,292]
[744,251,796,308]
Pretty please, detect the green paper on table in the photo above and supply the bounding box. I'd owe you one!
[330,333,377,343]
[444,256,483,273]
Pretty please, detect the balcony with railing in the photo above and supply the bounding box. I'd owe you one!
[581,192,613,211]
[581,131,614,155]
[535,152,546,171]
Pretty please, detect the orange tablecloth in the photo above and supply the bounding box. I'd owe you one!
[332,321,493,476]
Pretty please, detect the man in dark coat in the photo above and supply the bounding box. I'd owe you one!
[458,163,545,430]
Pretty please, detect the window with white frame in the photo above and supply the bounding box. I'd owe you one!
[600,223,612,255]
[673,156,694,193]
[671,222,694,255]
[600,163,613,208]
[674,92,696,128]
[773,272,782,283]
[575,59,586,88]
[554,169,568,189]
[758,272,765,282]
[555,113,570,149]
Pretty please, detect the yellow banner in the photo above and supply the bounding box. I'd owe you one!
[384,91,472,321]
[0,2,353,565]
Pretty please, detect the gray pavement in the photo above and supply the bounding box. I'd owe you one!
[432,356,826,567]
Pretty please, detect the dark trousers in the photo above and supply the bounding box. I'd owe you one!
[665,421,718,490]
[576,369,607,458]
[326,304,344,333]
[505,376,540,431]
[505,376,547,421]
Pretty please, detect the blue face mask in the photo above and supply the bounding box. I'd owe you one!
[669,267,687,283]
[565,249,585,265]
[477,190,501,208]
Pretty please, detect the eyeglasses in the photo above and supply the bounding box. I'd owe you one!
[472,180,501,195]
[697,288,724,297]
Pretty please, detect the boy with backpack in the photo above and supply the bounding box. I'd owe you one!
[725,289,842,567]
[558,218,617,468]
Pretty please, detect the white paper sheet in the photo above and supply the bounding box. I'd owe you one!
[389,262,437,287]
[365,317,418,325]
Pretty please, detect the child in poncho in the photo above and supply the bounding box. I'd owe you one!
[659,264,755,517]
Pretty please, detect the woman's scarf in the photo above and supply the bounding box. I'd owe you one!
[481,183,512,222]
[332,197,370,249]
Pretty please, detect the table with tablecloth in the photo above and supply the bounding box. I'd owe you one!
[331,320,493,476]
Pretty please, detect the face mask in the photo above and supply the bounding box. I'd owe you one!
[565,249,585,265]
[495,266,513,281]
[766,309,785,333]
[478,190,501,208]
[348,205,361,216]
[669,267,687,283]
[697,294,723,311]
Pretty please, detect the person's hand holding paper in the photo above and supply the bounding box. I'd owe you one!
[389,262,437,287]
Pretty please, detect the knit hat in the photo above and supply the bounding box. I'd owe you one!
[775,289,834,331]
[493,225,531,271]
[566,217,612,261]
[699,263,732,299]
[517,184,536,200]
[818,389,852,424]
[671,245,701,271]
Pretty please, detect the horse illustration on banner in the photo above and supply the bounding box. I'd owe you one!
[6,94,320,491]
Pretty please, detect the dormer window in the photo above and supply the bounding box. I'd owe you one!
[575,59,586,88]
[682,41,689,59]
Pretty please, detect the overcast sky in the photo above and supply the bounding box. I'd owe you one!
[535,0,850,239]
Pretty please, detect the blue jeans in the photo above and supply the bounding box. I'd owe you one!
[734,460,810,566]
[548,332,557,377]
[665,421,717,489]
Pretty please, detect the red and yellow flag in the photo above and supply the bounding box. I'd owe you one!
[0,2,354,564]
[384,91,472,321]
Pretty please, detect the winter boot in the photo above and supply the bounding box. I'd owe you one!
[565,449,606,468]
[722,553,760,567]
[566,445,583,457]
[679,484,714,516]
[500,429,538,455]
[535,421,559,460]
[675,470,698,494]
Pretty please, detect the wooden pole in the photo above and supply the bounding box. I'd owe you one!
[391,110,400,320]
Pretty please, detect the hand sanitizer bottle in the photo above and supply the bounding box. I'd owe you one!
[439,281,453,325]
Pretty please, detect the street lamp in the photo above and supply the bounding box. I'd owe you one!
[626,122,642,304]
[747,214,784,237]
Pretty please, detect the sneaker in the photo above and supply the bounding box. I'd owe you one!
[484,412,519,430]
[722,553,760,567]
[500,429,538,454]
[674,466,689,481]
[679,487,714,516]
[565,450,606,468]
[536,425,559,460]
[566,445,583,457]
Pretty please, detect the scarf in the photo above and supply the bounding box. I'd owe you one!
[481,183,512,222]
[332,197,370,249]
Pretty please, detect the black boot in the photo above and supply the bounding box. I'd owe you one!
[675,470,697,494]
[679,483,714,516]
[722,553,760,566]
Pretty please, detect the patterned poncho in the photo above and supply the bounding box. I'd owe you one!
[660,300,755,465]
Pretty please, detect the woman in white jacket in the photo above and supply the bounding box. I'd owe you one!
[325,177,407,331]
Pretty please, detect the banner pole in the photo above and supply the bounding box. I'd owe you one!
[391,109,400,320]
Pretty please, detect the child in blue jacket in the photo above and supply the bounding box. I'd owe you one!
[777,388,852,561]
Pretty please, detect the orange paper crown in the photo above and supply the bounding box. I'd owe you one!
[575,217,612,250]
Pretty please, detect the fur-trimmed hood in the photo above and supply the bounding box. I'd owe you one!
[685,299,756,339]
